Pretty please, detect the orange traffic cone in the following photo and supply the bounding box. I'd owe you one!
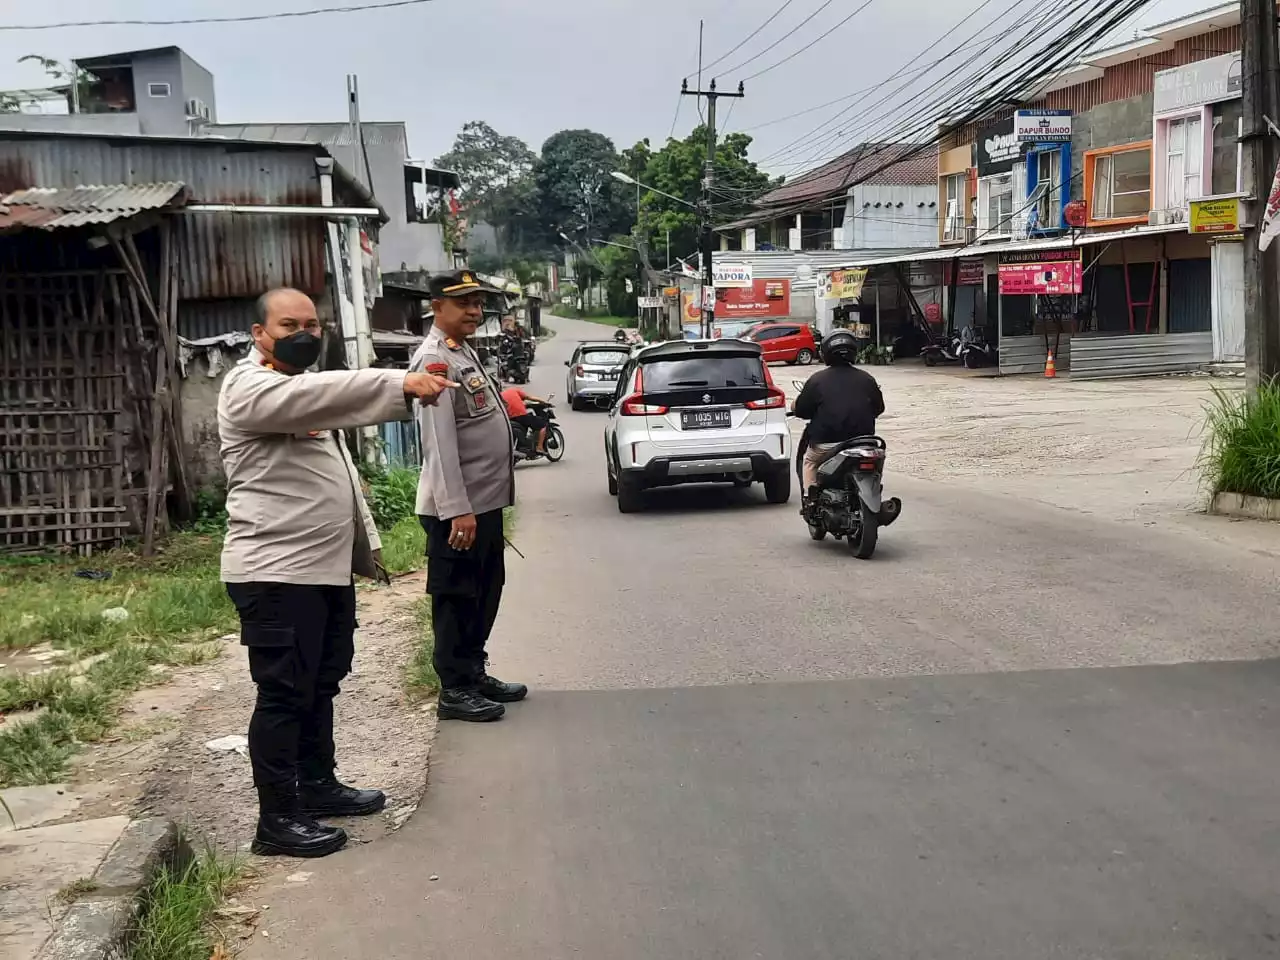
[1044,350,1057,378]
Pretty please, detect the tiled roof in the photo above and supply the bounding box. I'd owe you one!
[763,142,938,206]
[0,182,187,232]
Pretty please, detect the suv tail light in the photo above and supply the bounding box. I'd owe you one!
[575,364,585,376]
[620,365,668,416]
[745,387,786,410]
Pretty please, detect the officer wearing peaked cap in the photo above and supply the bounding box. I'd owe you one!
[410,271,527,722]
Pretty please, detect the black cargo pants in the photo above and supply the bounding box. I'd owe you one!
[225,581,356,814]
[420,509,506,690]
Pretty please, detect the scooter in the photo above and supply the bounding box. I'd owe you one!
[499,349,532,384]
[512,396,565,464]
[791,381,901,559]
[954,326,998,369]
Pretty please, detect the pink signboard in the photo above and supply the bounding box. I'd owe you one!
[998,259,1082,295]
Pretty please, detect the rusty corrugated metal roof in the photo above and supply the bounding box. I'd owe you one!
[0,181,186,231]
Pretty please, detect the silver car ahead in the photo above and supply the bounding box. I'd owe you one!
[566,342,630,411]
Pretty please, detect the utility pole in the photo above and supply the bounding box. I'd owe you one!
[681,77,744,337]
[1241,0,1280,388]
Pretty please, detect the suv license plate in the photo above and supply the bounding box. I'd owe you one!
[680,409,732,430]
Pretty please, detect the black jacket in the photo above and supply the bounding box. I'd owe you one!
[792,365,885,444]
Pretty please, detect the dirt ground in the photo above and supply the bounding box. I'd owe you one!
[781,362,1243,526]
[38,569,435,850]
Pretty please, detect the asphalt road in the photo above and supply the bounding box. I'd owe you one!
[248,318,1280,960]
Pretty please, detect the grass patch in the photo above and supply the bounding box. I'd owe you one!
[380,517,426,576]
[122,843,243,960]
[1199,379,1280,500]
[0,533,235,787]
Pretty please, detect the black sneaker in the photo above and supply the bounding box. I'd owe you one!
[477,674,528,703]
[252,813,347,858]
[298,778,386,818]
[439,687,505,722]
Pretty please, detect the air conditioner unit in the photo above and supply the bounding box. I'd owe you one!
[184,98,211,121]
[1148,207,1188,227]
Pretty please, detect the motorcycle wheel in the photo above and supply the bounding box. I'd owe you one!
[545,426,566,462]
[963,350,979,369]
[924,352,937,367]
[847,503,879,559]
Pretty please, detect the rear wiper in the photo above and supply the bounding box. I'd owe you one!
[666,379,710,387]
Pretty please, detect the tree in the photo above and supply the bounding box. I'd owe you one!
[434,121,541,253]
[626,126,778,269]
[536,129,632,246]
[1,55,94,113]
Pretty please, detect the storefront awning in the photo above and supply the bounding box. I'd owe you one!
[825,222,1193,272]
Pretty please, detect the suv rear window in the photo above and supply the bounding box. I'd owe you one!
[642,356,766,390]
[581,349,628,366]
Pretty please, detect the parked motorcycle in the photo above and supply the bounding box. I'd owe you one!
[513,396,565,464]
[954,326,998,369]
[791,381,901,559]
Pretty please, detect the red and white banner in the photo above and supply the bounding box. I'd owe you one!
[1260,156,1280,251]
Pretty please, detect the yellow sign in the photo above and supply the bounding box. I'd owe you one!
[824,267,868,301]
[1189,197,1241,234]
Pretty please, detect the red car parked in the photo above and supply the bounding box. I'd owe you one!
[747,322,819,365]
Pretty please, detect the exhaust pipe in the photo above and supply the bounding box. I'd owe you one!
[879,498,902,527]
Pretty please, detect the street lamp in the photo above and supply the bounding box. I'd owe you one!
[611,170,698,210]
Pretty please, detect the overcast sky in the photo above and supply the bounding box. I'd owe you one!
[0,0,1213,175]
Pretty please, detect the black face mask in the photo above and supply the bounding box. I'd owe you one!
[270,330,323,371]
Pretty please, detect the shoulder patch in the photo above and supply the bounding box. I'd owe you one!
[426,362,449,375]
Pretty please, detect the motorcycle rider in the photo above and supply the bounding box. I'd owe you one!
[792,329,885,499]
[501,386,549,455]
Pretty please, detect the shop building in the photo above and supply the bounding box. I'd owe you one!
[815,0,1249,378]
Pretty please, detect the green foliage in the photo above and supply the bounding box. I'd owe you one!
[363,466,420,529]
[380,517,426,577]
[185,485,228,535]
[596,242,639,318]
[125,842,243,960]
[434,120,542,255]
[627,126,778,263]
[1199,379,1280,500]
[537,129,631,242]
[0,534,235,786]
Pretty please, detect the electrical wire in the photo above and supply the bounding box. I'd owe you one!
[711,0,838,79]
[737,0,882,84]
[743,0,1010,158]
[668,96,684,141]
[698,0,800,75]
[0,0,436,30]
[717,0,1152,226]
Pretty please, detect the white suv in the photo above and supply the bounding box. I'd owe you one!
[603,339,792,513]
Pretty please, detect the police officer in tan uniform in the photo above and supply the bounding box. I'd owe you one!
[411,271,525,722]
[220,287,455,858]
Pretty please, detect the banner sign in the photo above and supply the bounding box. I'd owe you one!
[821,267,868,301]
[715,278,791,318]
[712,262,753,287]
[637,296,664,309]
[977,116,1029,176]
[1260,157,1280,251]
[1189,196,1241,234]
[998,249,1082,295]
[944,259,985,286]
[1015,110,1072,143]
[1154,50,1242,115]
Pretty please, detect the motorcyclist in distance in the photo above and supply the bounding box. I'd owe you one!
[792,329,885,501]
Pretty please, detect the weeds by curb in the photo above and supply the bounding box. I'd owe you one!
[118,840,243,960]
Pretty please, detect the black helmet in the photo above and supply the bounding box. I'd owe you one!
[820,329,859,365]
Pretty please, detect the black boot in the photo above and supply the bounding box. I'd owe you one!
[477,674,528,703]
[438,687,505,722]
[298,777,386,817]
[252,814,348,858]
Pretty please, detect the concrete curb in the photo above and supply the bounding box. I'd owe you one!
[36,819,191,960]
[1210,491,1280,522]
